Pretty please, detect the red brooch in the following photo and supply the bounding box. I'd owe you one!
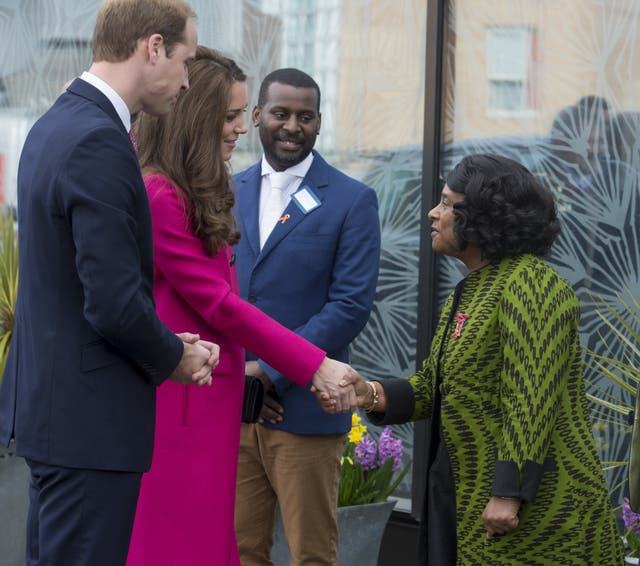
[452,312,468,339]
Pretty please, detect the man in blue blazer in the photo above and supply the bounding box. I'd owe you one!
[234,68,381,565]
[0,2,218,564]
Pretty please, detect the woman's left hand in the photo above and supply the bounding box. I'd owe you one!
[482,496,520,538]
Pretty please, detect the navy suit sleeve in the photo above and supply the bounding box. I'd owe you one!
[261,186,381,391]
[60,127,183,383]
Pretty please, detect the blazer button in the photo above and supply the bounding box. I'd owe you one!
[248,294,257,303]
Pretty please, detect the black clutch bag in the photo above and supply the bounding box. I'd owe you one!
[242,375,265,423]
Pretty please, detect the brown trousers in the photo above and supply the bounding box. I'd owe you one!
[235,424,346,566]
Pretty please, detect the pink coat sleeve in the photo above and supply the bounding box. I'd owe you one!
[145,175,325,387]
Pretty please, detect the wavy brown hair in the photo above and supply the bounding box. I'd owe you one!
[135,45,245,255]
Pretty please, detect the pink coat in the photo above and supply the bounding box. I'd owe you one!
[126,174,325,566]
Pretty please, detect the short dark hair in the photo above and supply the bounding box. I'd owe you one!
[257,68,321,110]
[445,154,560,261]
[93,0,196,62]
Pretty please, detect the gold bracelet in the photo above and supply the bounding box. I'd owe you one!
[364,381,379,413]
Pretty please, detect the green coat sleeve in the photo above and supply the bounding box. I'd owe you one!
[366,356,435,427]
[492,264,581,501]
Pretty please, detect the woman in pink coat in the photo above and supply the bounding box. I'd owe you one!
[126,47,348,566]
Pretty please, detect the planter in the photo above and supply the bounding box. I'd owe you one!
[0,440,29,566]
[271,500,396,566]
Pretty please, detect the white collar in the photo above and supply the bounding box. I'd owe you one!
[260,152,314,179]
[79,71,132,132]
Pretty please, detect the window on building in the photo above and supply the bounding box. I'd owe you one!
[486,26,537,114]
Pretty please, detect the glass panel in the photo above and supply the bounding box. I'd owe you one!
[0,0,100,206]
[223,0,427,509]
[488,79,526,112]
[486,27,529,77]
[441,0,640,507]
[0,0,428,510]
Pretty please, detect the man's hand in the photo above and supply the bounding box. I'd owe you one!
[310,358,358,413]
[170,332,220,386]
[259,391,284,424]
[178,333,220,372]
[482,496,520,539]
[198,339,220,373]
[245,361,283,423]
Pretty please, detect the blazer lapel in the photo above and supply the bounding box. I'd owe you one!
[235,164,262,258]
[257,152,329,265]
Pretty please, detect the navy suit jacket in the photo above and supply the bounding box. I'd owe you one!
[0,78,183,472]
[234,151,381,434]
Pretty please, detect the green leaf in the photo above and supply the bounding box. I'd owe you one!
[338,432,412,506]
[0,211,18,383]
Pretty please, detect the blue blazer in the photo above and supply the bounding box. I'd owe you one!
[234,151,381,434]
[0,79,183,472]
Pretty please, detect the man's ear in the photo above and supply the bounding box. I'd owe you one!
[316,112,322,135]
[146,33,164,63]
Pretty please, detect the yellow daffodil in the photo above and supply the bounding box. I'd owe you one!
[348,412,367,444]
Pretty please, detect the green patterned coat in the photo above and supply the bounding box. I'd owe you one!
[408,255,622,565]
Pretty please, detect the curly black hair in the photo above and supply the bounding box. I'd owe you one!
[446,154,561,261]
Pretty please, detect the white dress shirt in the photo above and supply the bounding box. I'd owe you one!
[80,71,132,132]
[258,152,315,228]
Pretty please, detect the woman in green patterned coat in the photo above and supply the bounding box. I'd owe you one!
[331,155,623,565]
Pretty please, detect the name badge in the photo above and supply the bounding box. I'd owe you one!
[291,185,321,215]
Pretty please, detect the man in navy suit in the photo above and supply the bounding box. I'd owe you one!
[234,68,381,565]
[0,2,220,564]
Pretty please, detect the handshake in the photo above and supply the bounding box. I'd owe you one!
[169,334,379,415]
[310,357,379,414]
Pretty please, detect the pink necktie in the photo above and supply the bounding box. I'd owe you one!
[129,128,138,154]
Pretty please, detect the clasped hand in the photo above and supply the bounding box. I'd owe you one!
[170,332,220,386]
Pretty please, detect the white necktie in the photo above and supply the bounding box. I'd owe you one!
[260,172,294,249]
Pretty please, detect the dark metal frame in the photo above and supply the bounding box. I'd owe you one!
[411,0,446,522]
[380,0,448,562]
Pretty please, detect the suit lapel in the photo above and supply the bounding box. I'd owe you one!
[235,164,262,258]
[66,78,128,136]
[256,152,329,266]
